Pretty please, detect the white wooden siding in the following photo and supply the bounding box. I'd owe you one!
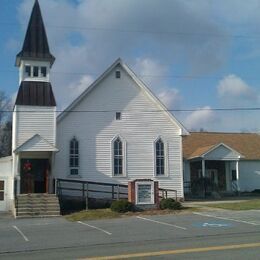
[0,156,13,211]
[14,105,56,149]
[239,161,260,192]
[54,65,184,198]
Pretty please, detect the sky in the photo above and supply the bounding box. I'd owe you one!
[1,0,260,132]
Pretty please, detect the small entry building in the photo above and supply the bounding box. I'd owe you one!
[183,132,260,197]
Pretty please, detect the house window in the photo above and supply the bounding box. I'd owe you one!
[70,137,79,175]
[25,65,31,77]
[33,66,39,77]
[155,138,165,176]
[116,112,121,120]
[40,67,47,77]
[115,70,121,78]
[113,137,123,176]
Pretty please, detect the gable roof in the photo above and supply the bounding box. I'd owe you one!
[183,132,260,160]
[57,58,189,135]
[188,142,243,160]
[14,134,58,153]
[15,81,56,106]
[16,0,55,66]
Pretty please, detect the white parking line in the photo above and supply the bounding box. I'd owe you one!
[136,216,187,230]
[193,212,260,226]
[77,221,112,235]
[13,225,29,242]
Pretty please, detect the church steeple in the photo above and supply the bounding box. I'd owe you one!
[16,0,55,67]
[14,0,56,106]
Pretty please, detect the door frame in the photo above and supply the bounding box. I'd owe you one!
[20,159,49,194]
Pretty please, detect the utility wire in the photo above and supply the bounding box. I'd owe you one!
[0,22,259,39]
[1,107,260,113]
[1,69,260,81]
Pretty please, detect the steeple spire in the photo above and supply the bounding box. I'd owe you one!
[16,0,55,66]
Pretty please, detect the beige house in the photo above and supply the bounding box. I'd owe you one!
[183,132,260,196]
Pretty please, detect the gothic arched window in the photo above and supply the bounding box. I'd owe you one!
[155,138,165,176]
[70,137,79,175]
[113,137,123,176]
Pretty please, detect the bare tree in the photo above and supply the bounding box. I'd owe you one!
[0,91,12,158]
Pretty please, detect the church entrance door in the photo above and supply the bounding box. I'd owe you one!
[20,159,49,194]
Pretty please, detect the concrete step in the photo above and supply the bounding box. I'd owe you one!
[17,200,59,204]
[17,206,60,211]
[16,212,61,218]
[15,194,61,218]
[16,202,60,207]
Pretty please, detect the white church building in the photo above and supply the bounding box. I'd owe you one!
[1,0,260,215]
[0,0,188,214]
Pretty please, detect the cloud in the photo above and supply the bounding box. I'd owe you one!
[133,57,181,109]
[217,74,258,105]
[158,89,181,109]
[68,75,94,100]
[16,0,229,108]
[184,106,218,131]
[133,58,168,88]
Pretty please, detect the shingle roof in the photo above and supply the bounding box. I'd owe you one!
[183,132,260,160]
[15,81,56,106]
[16,0,55,66]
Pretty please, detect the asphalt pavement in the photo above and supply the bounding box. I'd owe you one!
[0,209,260,259]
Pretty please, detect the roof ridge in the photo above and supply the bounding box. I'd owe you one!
[189,131,260,135]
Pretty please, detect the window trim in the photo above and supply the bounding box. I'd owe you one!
[115,70,121,79]
[111,135,127,177]
[154,137,169,177]
[24,65,48,79]
[40,66,47,77]
[25,65,31,77]
[33,66,39,77]
[69,137,80,176]
[116,112,121,120]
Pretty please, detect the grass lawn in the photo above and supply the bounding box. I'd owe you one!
[204,199,260,210]
[65,207,196,221]
[66,209,121,221]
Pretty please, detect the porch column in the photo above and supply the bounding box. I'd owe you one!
[236,160,240,192]
[201,159,206,178]
[16,154,21,195]
[201,159,206,198]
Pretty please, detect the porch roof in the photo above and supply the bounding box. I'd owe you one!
[183,132,260,160]
[14,134,58,153]
[187,143,243,160]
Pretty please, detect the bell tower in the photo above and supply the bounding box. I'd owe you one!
[12,0,58,195]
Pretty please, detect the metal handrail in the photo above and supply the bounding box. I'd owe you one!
[56,178,128,209]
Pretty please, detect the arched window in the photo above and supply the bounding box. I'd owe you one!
[113,137,123,176]
[155,138,165,176]
[70,137,79,175]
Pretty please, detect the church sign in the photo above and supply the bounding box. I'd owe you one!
[136,182,154,204]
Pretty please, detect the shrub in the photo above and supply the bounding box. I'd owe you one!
[110,200,134,213]
[160,198,182,210]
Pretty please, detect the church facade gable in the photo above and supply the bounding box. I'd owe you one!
[54,62,185,199]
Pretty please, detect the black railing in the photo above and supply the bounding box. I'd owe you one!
[159,188,177,200]
[14,178,18,216]
[56,178,128,209]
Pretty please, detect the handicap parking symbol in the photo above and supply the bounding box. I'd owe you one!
[193,222,233,228]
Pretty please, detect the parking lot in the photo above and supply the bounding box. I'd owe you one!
[0,209,260,259]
